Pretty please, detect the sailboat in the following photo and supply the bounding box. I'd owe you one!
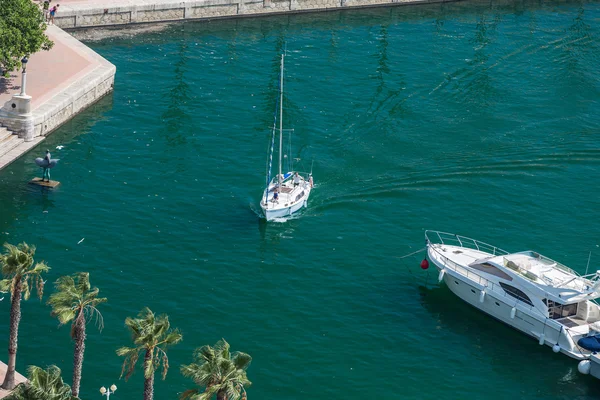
[260,53,313,221]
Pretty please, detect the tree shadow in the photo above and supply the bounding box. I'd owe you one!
[0,72,20,95]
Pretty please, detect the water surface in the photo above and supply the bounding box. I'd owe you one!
[1,0,599,398]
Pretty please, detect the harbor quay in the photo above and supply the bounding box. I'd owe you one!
[0,25,115,171]
[54,0,454,29]
[1,0,599,398]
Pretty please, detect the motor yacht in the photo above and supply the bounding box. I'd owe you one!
[425,230,600,362]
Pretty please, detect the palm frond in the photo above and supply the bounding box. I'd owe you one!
[119,307,181,383]
[29,261,50,276]
[48,272,106,332]
[22,279,31,300]
[232,352,252,371]
[0,279,11,292]
[116,346,141,381]
[6,364,74,400]
[162,330,183,347]
[144,348,156,379]
[85,305,105,332]
[179,388,200,400]
[181,340,252,400]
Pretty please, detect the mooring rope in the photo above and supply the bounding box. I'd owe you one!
[395,247,427,283]
[395,247,426,259]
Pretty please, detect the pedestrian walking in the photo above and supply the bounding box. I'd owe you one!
[49,4,59,24]
[43,0,51,21]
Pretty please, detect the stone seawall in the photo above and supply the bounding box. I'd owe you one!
[0,26,116,170]
[56,0,440,29]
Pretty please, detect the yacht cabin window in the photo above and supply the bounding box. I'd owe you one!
[543,299,578,319]
[498,282,533,306]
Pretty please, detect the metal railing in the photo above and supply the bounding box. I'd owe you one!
[518,250,580,278]
[425,231,543,314]
[425,230,510,256]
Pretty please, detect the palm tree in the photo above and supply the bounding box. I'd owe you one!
[47,272,107,398]
[5,365,76,400]
[117,307,182,400]
[0,243,50,390]
[180,339,251,400]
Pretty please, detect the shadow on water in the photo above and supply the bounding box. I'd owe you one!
[417,285,600,393]
[0,93,114,233]
[83,0,600,47]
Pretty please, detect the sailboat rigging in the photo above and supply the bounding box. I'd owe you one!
[260,53,314,221]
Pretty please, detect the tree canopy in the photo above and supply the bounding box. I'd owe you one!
[5,365,77,400]
[180,339,251,400]
[0,0,53,76]
[48,272,107,398]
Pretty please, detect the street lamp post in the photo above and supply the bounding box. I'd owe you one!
[100,384,117,399]
[20,56,28,96]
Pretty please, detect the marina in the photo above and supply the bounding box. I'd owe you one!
[0,0,599,398]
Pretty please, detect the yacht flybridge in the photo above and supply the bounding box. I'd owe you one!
[425,230,600,365]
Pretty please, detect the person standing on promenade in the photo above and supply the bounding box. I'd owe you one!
[43,0,51,21]
[49,4,59,24]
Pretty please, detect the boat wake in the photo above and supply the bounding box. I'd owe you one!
[270,214,302,223]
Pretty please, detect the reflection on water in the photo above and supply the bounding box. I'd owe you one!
[417,284,598,395]
[0,94,114,233]
[161,39,191,147]
[1,1,599,399]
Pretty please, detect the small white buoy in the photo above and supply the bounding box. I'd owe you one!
[479,291,486,303]
[552,344,561,353]
[538,333,545,345]
[578,360,591,375]
[510,307,516,319]
[438,269,445,282]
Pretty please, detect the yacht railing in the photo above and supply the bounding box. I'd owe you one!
[518,251,580,278]
[425,231,544,315]
[425,230,510,257]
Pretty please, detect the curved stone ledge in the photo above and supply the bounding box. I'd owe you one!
[0,26,116,170]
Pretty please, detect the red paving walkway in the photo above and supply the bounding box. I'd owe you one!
[0,25,94,111]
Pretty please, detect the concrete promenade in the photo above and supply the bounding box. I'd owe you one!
[54,0,445,29]
[0,25,115,171]
[0,362,27,399]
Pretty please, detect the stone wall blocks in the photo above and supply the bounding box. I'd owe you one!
[56,0,439,29]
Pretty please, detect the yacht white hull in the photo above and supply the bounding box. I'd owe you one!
[427,245,586,360]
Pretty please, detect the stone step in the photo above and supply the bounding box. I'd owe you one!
[0,135,24,159]
[0,127,15,143]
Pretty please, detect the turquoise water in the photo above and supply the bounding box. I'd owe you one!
[1,0,600,398]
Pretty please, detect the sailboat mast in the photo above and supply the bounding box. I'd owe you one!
[278,53,284,186]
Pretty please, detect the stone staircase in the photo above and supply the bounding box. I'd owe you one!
[0,125,24,159]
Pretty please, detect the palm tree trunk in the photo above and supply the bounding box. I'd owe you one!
[1,277,22,390]
[217,389,227,400]
[143,349,154,400]
[71,314,86,398]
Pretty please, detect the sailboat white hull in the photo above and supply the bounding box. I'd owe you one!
[261,182,312,221]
